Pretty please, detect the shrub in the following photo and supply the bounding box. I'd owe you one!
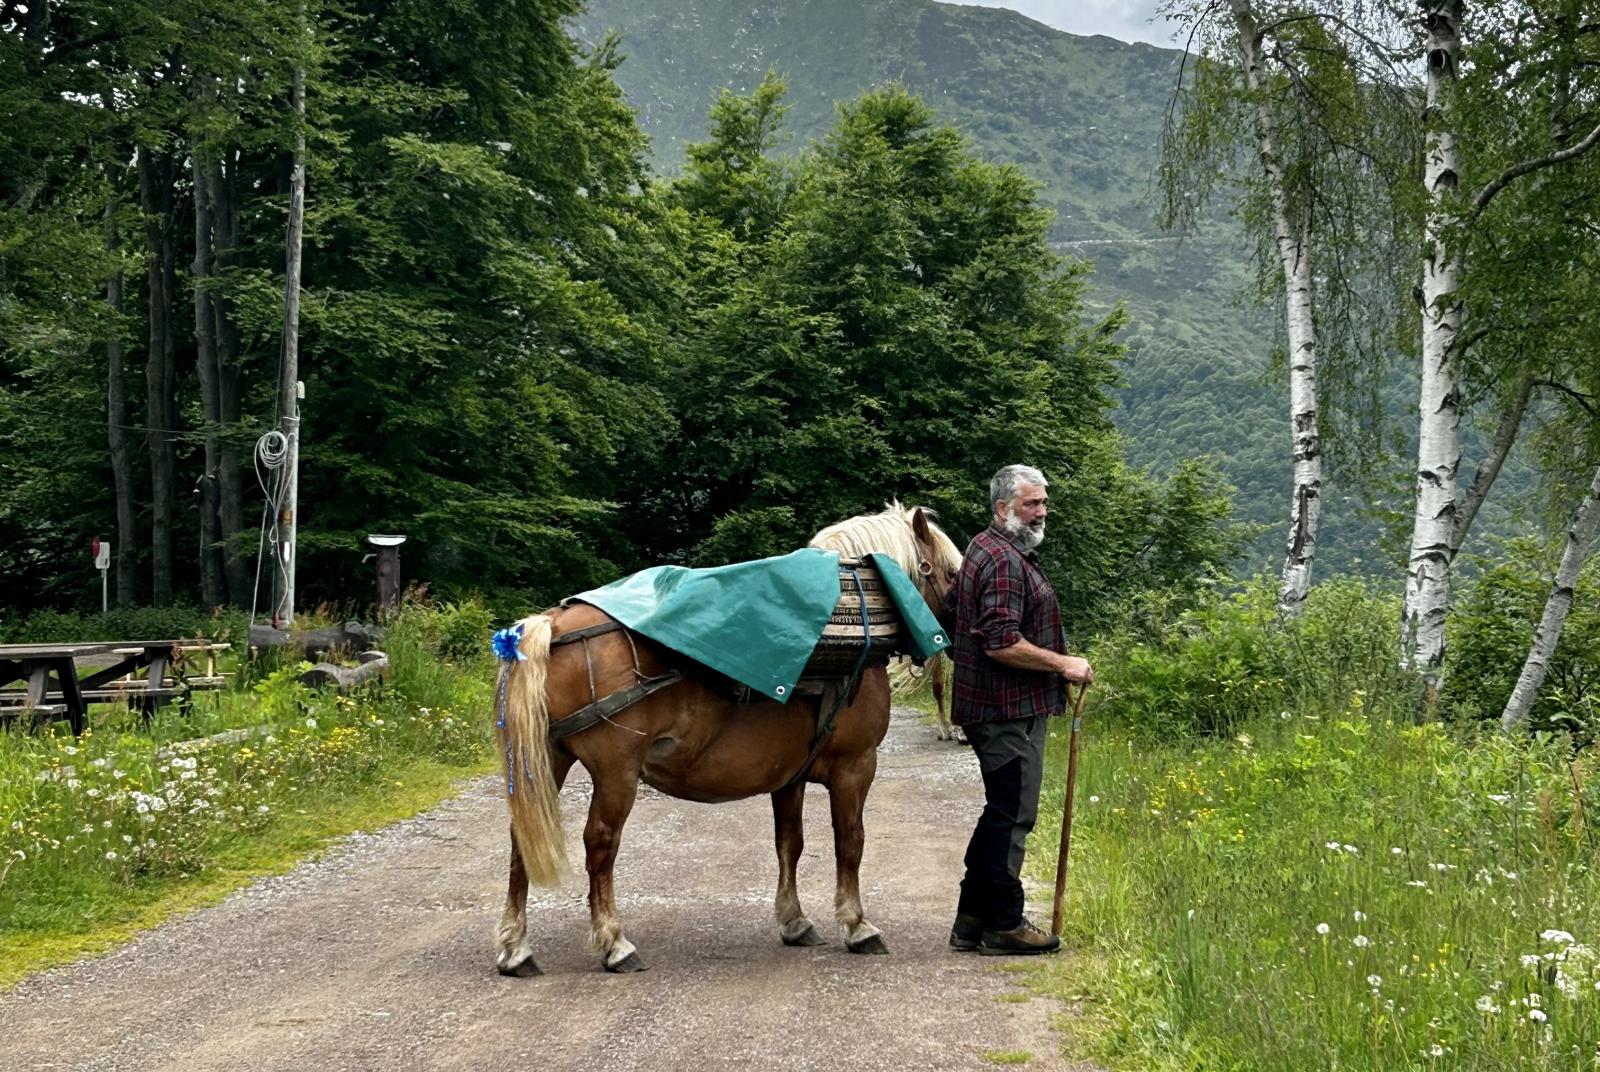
[1447,540,1600,733]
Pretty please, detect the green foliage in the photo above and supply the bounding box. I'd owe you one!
[1090,576,1417,739]
[1447,540,1600,734]
[0,605,247,645]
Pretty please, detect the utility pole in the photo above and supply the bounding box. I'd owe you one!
[275,28,307,628]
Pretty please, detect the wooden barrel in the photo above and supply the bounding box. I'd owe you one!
[800,559,905,679]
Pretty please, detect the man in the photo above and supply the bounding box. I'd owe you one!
[947,464,1093,956]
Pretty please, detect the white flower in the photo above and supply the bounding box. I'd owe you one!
[1353,910,1366,922]
[120,834,132,844]
[257,804,269,814]
[10,849,24,861]
[1541,929,1576,945]
[1521,954,1542,968]
[63,746,77,755]
[1406,880,1429,889]
[1343,844,1359,854]
[1089,795,1100,804]
[104,850,118,861]
[1488,793,1510,803]
[306,717,317,728]
[91,758,108,769]
[1391,847,1405,855]
[112,769,126,779]
[1430,862,1453,872]
[136,802,149,814]
[1475,996,1499,1013]
[179,770,196,781]
[1528,1009,1547,1023]
[1316,923,1330,935]
[1429,1044,1444,1058]
[1325,841,1342,851]
[1367,974,1383,987]
[1353,935,1370,948]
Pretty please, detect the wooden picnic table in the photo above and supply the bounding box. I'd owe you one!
[0,639,232,734]
[0,642,115,735]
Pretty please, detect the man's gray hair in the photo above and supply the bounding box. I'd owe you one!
[990,464,1048,507]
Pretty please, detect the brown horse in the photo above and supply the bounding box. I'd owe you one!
[493,504,962,975]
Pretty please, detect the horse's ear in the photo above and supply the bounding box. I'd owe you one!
[911,507,933,543]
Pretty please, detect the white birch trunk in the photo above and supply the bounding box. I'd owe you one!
[1500,461,1600,731]
[1229,0,1323,617]
[1401,0,1464,689]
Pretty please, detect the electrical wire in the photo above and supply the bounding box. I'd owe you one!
[250,427,292,629]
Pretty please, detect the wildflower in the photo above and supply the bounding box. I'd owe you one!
[306,717,317,729]
[1430,862,1453,872]
[1476,996,1499,1013]
[113,769,125,779]
[136,802,149,814]
[1521,954,1542,968]
[1391,847,1404,855]
[9,849,23,861]
[257,804,269,814]
[1343,844,1359,854]
[1529,1009,1548,1023]
[105,850,118,861]
[1406,880,1429,889]
[1325,841,1342,851]
[1488,793,1510,804]
[1316,923,1330,935]
[1367,974,1382,987]
[121,834,132,844]
[1354,910,1366,922]
[1089,795,1100,804]
[1353,935,1370,948]
[1541,929,1576,945]
[91,758,108,769]
[1429,1044,1444,1058]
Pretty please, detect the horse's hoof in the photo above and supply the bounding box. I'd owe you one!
[846,933,890,955]
[782,924,827,947]
[604,951,647,974]
[497,956,542,978]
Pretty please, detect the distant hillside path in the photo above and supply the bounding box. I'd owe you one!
[2,707,1090,1072]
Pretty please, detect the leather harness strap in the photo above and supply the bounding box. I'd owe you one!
[546,616,683,742]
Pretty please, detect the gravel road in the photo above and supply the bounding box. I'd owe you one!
[2,706,1090,1071]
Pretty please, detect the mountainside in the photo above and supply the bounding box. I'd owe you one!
[576,0,1404,572]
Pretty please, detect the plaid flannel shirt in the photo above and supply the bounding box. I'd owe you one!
[948,524,1067,726]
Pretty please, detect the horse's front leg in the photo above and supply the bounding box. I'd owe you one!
[931,655,954,741]
[497,752,574,977]
[586,770,644,972]
[829,752,888,954]
[773,781,826,946]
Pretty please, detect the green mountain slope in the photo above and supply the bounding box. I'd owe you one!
[577,0,1398,572]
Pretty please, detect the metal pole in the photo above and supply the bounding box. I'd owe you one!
[101,568,108,614]
[1050,681,1090,938]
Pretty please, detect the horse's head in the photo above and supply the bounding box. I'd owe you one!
[907,506,961,622]
[809,501,963,622]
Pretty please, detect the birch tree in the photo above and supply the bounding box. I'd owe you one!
[1501,458,1600,730]
[1160,0,1411,616]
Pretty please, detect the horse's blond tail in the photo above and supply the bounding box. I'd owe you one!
[496,614,566,886]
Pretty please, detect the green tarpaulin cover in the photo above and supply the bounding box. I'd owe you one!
[571,548,948,702]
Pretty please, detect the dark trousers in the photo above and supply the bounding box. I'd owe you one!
[957,715,1047,931]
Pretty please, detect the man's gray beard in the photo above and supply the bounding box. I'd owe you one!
[1002,507,1045,550]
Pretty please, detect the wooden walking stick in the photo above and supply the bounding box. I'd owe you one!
[1050,679,1090,938]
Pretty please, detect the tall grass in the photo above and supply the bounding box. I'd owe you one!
[1026,579,1600,1070]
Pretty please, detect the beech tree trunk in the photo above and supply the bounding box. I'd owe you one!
[1401,0,1465,693]
[192,144,225,608]
[104,183,137,609]
[1229,0,1323,617]
[210,150,250,606]
[138,145,177,606]
[1500,460,1600,731]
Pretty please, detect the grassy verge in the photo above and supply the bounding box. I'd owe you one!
[0,601,498,991]
[1021,697,1600,1069]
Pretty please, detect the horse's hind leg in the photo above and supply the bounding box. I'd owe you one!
[773,782,825,946]
[497,752,573,977]
[830,752,888,954]
[586,771,645,973]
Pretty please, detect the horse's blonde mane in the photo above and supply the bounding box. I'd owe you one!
[809,500,963,576]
